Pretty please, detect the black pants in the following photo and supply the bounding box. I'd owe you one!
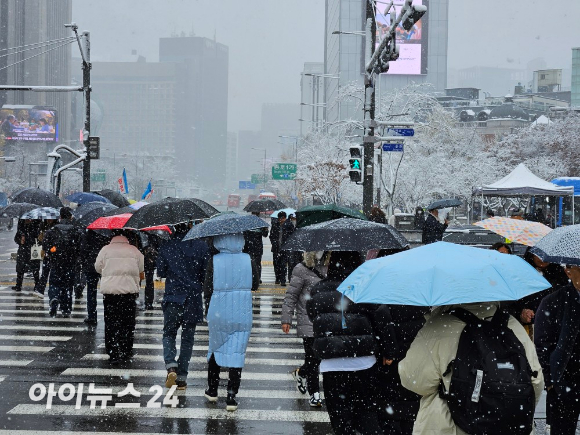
[207,353,242,395]
[248,252,262,281]
[323,366,384,435]
[298,337,320,394]
[144,269,154,307]
[16,256,40,289]
[547,378,580,434]
[103,294,137,360]
[35,258,50,294]
[273,250,287,283]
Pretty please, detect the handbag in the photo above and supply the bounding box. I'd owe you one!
[30,240,43,261]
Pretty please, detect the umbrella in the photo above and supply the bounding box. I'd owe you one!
[66,192,111,205]
[531,224,580,266]
[0,203,39,218]
[124,198,211,229]
[20,207,60,220]
[474,217,552,247]
[188,198,219,217]
[296,204,367,228]
[129,201,149,210]
[183,213,268,241]
[282,218,409,252]
[94,189,130,207]
[271,208,297,218]
[103,205,138,217]
[87,213,133,230]
[72,202,118,227]
[337,242,550,306]
[244,199,285,213]
[427,198,462,210]
[10,188,63,208]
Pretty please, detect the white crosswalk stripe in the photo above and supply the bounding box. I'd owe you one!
[0,292,331,431]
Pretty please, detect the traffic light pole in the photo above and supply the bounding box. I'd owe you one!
[362,0,376,216]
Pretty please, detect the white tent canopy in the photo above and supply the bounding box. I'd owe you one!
[473,163,574,197]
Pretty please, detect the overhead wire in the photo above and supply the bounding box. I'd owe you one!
[0,39,75,73]
[0,36,76,60]
[0,36,76,54]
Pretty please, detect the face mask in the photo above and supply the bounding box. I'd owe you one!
[315,251,324,260]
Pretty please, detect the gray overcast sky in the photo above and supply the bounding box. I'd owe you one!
[73,0,580,131]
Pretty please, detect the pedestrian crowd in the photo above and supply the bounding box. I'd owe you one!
[10,203,580,435]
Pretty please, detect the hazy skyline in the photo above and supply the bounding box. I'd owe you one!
[72,0,580,131]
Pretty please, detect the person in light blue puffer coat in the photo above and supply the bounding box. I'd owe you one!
[203,233,259,411]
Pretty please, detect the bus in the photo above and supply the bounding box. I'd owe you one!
[258,192,277,200]
[227,194,241,208]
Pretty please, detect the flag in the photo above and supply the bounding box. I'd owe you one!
[141,180,153,200]
[118,168,129,195]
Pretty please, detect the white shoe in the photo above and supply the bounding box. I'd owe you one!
[32,290,44,299]
[309,392,322,407]
[291,368,308,394]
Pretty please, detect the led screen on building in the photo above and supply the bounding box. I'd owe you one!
[0,106,58,142]
[376,0,429,75]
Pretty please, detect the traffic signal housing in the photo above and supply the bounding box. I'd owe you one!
[349,145,363,183]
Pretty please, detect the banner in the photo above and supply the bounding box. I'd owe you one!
[118,168,129,194]
[141,180,153,200]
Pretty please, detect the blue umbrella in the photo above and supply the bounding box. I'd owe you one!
[271,208,296,218]
[337,242,550,306]
[183,213,268,240]
[67,192,111,205]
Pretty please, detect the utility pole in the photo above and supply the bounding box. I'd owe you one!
[362,0,376,216]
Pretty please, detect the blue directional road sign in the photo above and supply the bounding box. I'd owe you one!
[382,143,404,152]
[239,181,257,190]
[387,128,415,137]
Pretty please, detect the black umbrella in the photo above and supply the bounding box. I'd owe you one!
[427,198,462,210]
[188,198,219,217]
[103,205,137,217]
[10,188,63,208]
[183,213,268,240]
[0,203,39,218]
[94,189,130,208]
[124,198,211,229]
[244,199,287,213]
[73,202,118,227]
[281,217,409,252]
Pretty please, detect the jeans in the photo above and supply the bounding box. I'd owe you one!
[298,337,321,394]
[323,365,384,435]
[48,283,73,315]
[208,353,242,395]
[85,270,100,321]
[103,293,137,359]
[163,300,197,382]
[547,378,580,434]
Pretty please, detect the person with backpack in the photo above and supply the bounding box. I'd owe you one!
[535,264,580,434]
[95,230,144,364]
[12,219,41,292]
[398,302,544,435]
[80,229,111,325]
[42,208,81,317]
[281,251,326,408]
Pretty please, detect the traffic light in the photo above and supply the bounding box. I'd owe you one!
[349,145,363,183]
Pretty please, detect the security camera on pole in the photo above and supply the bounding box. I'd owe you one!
[358,0,427,216]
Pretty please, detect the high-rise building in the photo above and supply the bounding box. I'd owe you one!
[0,0,73,142]
[324,0,448,123]
[457,66,526,97]
[225,132,238,191]
[159,36,229,188]
[572,48,580,107]
[300,62,325,135]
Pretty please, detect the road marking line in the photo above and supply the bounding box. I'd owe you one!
[0,345,54,352]
[8,404,331,422]
[98,343,304,354]
[0,334,71,342]
[82,354,303,366]
[0,360,32,366]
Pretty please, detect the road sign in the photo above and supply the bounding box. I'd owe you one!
[239,181,256,190]
[251,174,267,184]
[387,128,414,137]
[88,136,100,159]
[90,169,106,182]
[271,163,297,180]
[382,143,404,152]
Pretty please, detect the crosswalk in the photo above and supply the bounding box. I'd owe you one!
[0,285,331,434]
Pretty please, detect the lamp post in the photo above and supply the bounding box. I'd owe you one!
[251,147,267,190]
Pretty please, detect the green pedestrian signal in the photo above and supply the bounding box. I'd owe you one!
[348,145,364,183]
[351,159,361,170]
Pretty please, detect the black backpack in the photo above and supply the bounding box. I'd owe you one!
[438,308,537,435]
[47,225,78,263]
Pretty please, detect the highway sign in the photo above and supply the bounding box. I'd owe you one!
[382,143,404,152]
[387,128,414,137]
[239,181,256,190]
[271,163,297,180]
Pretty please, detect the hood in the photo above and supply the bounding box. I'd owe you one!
[214,233,245,254]
[110,235,129,244]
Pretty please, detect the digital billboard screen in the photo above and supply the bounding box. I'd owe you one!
[376,0,429,75]
[0,106,58,142]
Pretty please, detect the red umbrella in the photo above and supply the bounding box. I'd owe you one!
[87,213,133,230]
[141,225,172,234]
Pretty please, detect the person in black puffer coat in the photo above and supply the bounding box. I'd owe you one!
[373,304,429,434]
[307,251,383,435]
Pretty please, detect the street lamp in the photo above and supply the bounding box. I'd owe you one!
[0,157,16,162]
[251,147,267,190]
